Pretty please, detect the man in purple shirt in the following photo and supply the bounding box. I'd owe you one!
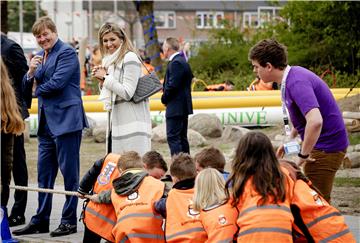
[249,39,348,202]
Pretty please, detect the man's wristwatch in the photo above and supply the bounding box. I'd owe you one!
[298,152,310,159]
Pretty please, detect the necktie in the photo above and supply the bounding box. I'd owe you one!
[43,51,49,64]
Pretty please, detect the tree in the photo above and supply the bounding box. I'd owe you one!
[7,1,45,32]
[133,0,162,72]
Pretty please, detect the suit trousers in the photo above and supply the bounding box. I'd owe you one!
[1,133,14,208]
[31,117,81,226]
[10,133,28,217]
[166,116,190,156]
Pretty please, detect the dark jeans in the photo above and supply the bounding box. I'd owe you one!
[166,116,190,156]
[10,133,28,217]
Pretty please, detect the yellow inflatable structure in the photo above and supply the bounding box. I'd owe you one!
[28,88,359,113]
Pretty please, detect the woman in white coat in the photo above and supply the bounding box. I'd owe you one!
[92,22,151,156]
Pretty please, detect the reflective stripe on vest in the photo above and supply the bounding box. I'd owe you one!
[239,204,291,217]
[84,153,120,242]
[111,176,165,243]
[319,228,351,243]
[166,227,206,241]
[85,206,116,226]
[119,233,165,243]
[238,227,292,238]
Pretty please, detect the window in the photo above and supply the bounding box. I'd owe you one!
[258,7,283,27]
[243,12,258,28]
[243,7,283,29]
[154,11,176,29]
[196,11,224,29]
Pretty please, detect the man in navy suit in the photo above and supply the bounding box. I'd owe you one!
[1,33,30,227]
[161,37,193,156]
[13,16,88,237]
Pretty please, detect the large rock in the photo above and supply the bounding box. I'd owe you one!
[83,116,97,138]
[221,125,249,143]
[152,123,167,143]
[346,152,360,168]
[93,126,106,143]
[188,129,207,147]
[189,114,223,138]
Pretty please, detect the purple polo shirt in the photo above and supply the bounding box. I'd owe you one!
[285,66,348,152]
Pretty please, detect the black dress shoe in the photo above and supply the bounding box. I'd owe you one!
[50,223,77,237]
[12,223,49,235]
[8,215,26,227]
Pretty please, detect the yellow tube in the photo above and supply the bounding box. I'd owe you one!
[29,93,355,114]
[80,88,360,101]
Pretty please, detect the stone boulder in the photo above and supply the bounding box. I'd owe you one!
[346,152,360,168]
[221,125,249,143]
[152,123,167,143]
[188,129,207,147]
[189,114,223,138]
[93,125,106,143]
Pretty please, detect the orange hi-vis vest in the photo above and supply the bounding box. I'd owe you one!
[288,172,355,243]
[84,153,120,242]
[200,200,239,243]
[165,188,207,242]
[206,83,226,91]
[111,176,165,243]
[236,173,294,243]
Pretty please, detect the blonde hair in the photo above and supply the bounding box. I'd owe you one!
[193,168,226,211]
[32,16,57,36]
[1,57,25,135]
[98,22,137,65]
[117,151,143,171]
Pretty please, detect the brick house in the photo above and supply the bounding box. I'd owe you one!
[83,1,284,47]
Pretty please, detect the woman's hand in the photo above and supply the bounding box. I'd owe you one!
[91,66,108,86]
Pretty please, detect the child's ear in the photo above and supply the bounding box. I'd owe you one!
[143,163,148,169]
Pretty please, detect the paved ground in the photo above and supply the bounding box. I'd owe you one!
[6,184,360,243]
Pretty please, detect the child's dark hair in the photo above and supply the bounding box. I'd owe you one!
[170,153,196,181]
[226,131,286,206]
[143,150,168,172]
[194,146,226,172]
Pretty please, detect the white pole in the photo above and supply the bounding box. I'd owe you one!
[35,0,39,20]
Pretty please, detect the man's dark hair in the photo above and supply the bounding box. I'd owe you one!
[249,39,288,70]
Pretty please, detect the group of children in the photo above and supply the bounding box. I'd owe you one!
[77,131,355,243]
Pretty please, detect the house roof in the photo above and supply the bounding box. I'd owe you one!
[83,1,284,12]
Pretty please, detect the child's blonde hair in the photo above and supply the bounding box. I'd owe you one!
[117,151,142,171]
[193,168,226,211]
[1,57,24,135]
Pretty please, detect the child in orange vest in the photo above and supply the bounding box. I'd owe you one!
[193,168,238,242]
[154,152,207,242]
[226,131,294,243]
[280,159,356,243]
[86,151,166,242]
[194,146,230,180]
[78,151,168,242]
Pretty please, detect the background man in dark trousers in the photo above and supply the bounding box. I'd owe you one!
[1,33,31,227]
[161,37,193,156]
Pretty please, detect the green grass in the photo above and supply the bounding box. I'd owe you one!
[349,133,360,145]
[334,177,360,187]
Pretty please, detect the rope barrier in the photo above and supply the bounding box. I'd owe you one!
[10,185,90,199]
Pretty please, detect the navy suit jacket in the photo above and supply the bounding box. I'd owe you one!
[23,39,88,136]
[161,54,193,118]
[1,34,30,119]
